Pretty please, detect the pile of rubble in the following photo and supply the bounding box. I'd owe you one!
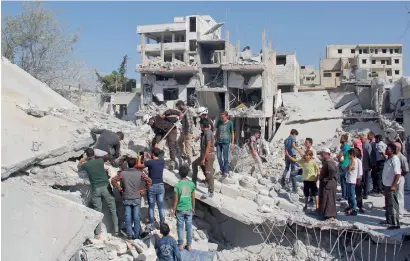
[137,56,198,71]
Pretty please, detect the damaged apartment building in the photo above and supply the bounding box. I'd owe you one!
[136,15,281,141]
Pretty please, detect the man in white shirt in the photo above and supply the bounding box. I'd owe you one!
[381,143,401,229]
[394,142,409,216]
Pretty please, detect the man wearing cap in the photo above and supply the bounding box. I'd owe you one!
[318,148,338,221]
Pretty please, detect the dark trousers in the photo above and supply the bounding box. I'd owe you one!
[363,170,371,197]
[373,161,385,193]
[355,182,363,209]
[384,186,400,226]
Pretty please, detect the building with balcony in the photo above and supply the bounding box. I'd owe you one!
[320,44,403,88]
[136,15,278,140]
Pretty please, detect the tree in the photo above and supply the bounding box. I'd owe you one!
[96,55,136,93]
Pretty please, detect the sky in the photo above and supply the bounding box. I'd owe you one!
[2,1,410,81]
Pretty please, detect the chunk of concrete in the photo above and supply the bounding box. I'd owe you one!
[213,180,222,193]
[254,195,277,208]
[220,184,240,199]
[276,198,298,213]
[271,183,282,192]
[239,176,257,190]
[293,240,308,259]
[259,189,269,196]
[239,188,257,201]
[217,249,249,261]
[1,179,103,261]
[208,242,218,251]
[268,189,278,198]
[363,202,373,210]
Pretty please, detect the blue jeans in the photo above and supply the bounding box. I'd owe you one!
[347,183,357,211]
[148,183,165,227]
[123,198,141,238]
[176,211,193,246]
[216,143,230,174]
[282,157,297,191]
[339,166,347,200]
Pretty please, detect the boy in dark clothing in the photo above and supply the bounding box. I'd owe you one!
[155,223,182,261]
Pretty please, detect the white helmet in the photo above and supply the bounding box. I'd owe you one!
[142,114,151,124]
[197,107,208,116]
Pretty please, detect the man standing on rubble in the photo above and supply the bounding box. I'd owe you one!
[111,157,152,239]
[318,148,338,221]
[360,134,373,199]
[144,109,180,170]
[394,142,409,216]
[337,134,351,201]
[372,134,387,196]
[215,111,235,177]
[197,107,214,132]
[380,143,401,229]
[281,129,299,192]
[91,128,124,164]
[176,101,194,165]
[135,148,166,231]
[248,130,266,177]
[192,118,215,198]
[79,148,119,239]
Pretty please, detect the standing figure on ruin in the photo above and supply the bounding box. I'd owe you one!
[214,111,235,177]
[318,149,338,221]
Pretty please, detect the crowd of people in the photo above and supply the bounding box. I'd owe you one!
[78,101,267,260]
[281,129,408,229]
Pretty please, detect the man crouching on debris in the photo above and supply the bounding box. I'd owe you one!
[111,157,152,239]
[90,128,124,166]
[192,118,215,199]
[79,148,119,239]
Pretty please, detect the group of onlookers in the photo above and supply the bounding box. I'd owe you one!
[282,129,408,229]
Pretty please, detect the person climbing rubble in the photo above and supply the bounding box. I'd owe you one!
[248,130,266,177]
[285,150,319,212]
[173,165,195,251]
[318,148,338,221]
[90,128,124,165]
[79,148,119,239]
[144,109,180,170]
[192,118,215,199]
[110,157,152,239]
[215,111,235,177]
[176,100,194,165]
[281,129,299,193]
[135,147,166,231]
[393,142,408,216]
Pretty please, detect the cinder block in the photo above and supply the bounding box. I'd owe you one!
[220,184,240,199]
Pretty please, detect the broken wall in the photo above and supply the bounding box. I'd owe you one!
[276,53,298,87]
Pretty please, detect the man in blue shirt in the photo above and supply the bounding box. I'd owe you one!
[155,223,182,261]
[281,129,299,192]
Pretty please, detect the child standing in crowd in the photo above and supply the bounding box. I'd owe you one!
[285,150,319,211]
[337,134,351,201]
[345,149,363,216]
[173,166,195,251]
[155,223,182,261]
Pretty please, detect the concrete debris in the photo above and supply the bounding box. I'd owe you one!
[137,56,197,71]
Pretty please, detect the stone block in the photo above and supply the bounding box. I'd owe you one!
[220,184,240,199]
[258,178,269,185]
[276,198,298,213]
[254,195,277,208]
[240,188,257,201]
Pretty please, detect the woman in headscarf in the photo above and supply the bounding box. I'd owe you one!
[353,138,363,160]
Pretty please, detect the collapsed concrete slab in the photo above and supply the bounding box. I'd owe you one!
[1,178,103,261]
[1,57,94,179]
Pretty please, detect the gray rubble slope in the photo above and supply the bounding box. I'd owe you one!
[1,57,92,179]
[1,178,103,261]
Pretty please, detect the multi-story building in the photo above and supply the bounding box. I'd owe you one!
[320,44,403,88]
[276,52,300,92]
[299,65,320,87]
[136,15,278,140]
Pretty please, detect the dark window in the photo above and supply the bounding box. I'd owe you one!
[371,72,378,77]
[338,49,342,54]
[372,60,376,64]
[189,40,197,51]
[394,48,400,53]
[395,70,400,75]
[381,60,385,64]
[370,49,374,53]
[156,75,169,81]
[189,17,196,32]
[163,88,179,101]
[395,59,399,64]
[375,49,378,54]
[323,72,332,78]
[351,49,355,54]
[382,49,387,53]
[390,49,393,54]
[301,66,306,69]
[363,49,368,54]
[387,70,392,76]
[362,59,367,64]
[335,73,341,77]
[387,60,391,65]
[276,55,286,65]
[359,49,363,54]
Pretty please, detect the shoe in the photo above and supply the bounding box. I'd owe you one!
[359,208,365,214]
[345,210,357,216]
[208,192,214,198]
[363,196,368,200]
[379,220,391,226]
[387,225,400,230]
